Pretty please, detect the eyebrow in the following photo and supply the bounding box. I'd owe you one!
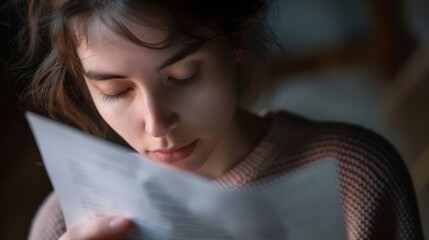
[156,43,203,71]
[84,43,203,81]
[83,72,127,81]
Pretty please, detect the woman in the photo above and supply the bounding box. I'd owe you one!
[18,0,423,239]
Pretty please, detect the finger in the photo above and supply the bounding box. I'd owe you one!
[59,216,132,240]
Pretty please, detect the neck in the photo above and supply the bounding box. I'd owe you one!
[197,108,271,179]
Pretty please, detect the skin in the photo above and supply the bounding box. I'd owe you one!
[61,19,270,239]
[58,216,132,240]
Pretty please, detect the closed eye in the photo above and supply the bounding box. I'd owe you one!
[100,88,131,103]
[168,70,201,86]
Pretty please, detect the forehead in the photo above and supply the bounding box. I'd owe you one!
[78,17,172,51]
[77,23,185,77]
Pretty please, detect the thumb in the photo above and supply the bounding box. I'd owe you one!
[60,216,132,240]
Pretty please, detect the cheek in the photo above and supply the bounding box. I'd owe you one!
[85,82,115,120]
[85,82,140,142]
[98,106,143,150]
[180,72,238,137]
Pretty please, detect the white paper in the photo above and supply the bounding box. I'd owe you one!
[26,112,346,240]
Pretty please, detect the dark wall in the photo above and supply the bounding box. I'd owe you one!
[0,1,53,239]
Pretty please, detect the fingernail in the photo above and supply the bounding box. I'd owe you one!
[109,217,128,229]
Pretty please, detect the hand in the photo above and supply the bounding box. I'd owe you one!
[59,215,132,240]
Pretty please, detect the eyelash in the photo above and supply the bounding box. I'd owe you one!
[99,70,202,103]
[100,89,130,103]
[167,70,201,86]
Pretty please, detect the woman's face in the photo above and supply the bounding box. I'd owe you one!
[78,21,241,177]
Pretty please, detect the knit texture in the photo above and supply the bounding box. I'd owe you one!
[28,111,424,239]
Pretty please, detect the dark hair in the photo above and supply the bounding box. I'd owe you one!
[17,0,278,137]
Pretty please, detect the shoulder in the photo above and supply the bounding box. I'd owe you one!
[269,111,423,238]
[270,110,410,192]
[271,110,404,168]
[254,110,406,182]
[28,192,66,240]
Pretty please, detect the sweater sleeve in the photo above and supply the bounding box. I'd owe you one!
[336,125,425,239]
[28,192,66,240]
[214,111,425,239]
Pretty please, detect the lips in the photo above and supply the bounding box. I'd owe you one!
[150,140,198,163]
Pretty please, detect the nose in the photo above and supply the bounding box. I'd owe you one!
[142,92,179,138]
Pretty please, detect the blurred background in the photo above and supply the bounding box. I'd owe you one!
[1,0,428,239]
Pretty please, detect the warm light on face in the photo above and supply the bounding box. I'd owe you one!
[78,21,241,177]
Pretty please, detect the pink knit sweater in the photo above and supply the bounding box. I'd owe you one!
[28,111,424,239]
